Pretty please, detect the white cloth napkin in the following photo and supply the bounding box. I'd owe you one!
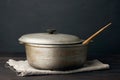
[6,59,109,76]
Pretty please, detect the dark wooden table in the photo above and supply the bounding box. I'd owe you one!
[0,53,120,80]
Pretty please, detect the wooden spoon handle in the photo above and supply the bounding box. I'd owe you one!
[82,22,112,45]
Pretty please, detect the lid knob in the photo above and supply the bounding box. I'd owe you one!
[47,29,56,34]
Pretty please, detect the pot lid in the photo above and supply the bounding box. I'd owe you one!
[19,29,83,45]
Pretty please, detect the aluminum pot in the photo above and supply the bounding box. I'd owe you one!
[18,23,111,70]
[19,29,88,70]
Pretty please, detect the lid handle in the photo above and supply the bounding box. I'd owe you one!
[47,29,56,34]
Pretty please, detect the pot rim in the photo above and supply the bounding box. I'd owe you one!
[24,42,87,48]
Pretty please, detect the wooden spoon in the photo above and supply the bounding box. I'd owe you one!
[82,22,112,45]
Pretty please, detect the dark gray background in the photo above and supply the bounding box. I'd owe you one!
[0,0,120,55]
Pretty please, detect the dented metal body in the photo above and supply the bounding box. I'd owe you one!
[25,43,87,70]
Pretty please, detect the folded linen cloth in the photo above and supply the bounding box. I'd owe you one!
[5,59,109,76]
